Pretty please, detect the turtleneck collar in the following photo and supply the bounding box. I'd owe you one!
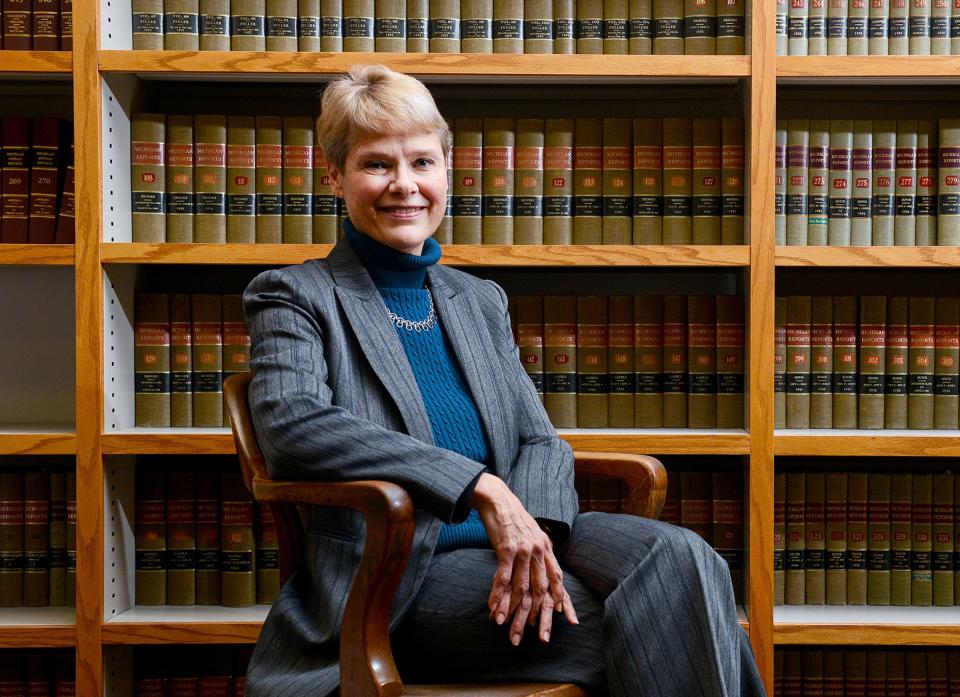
[344,217,442,289]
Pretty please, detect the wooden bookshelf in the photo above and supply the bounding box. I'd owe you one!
[776,246,960,268]
[774,431,960,457]
[0,607,76,647]
[775,606,960,645]
[102,606,270,645]
[0,51,72,74]
[0,431,76,455]
[0,245,74,266]
[777,56,960,82]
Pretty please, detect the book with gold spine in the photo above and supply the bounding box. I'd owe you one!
[868,0,887,53]
[828,120,853,246]
[833,296,858,428]
[23,472,48,607]
[131,114,166,243]
[713,471,743,603]
[851,120,873,245]
[135,294,171,428]
[516,296,544,399]
[932,471,954,606]
[265,0,297,48]
[222,295,250,427]
[632,118,662,244]
[938,119,960,245]
[195,470,220,606]
[687,295,716,428]
[884,296,909,429]
[785,471,806,605]
[65,473,75,605]
[343,0,375,49]
[166,470,196,606]
[602,118,633,244]
[825,471,847,605]
[135,467,166,606]
[231,0,266,49]
[429,0,459,51]
[461,0,492,51]
[165,115,195,243]
[858,296,886,430]
[895,120,918,246]
[662,117,693,244]
[775,296,787,429]
[573,118,603,244]
[719,119,744,244]
[916,120,937,245]
[313,146,338,244]
[220,473,256,608]
[716,295,744,429]
[872,120,897,245]
[515,119,545,245]
[805,472,826,605]
[911,473,933,606]
[376,0,406,50]
[525,0,553,52]
[776,120,786,244]
[608,296,635,427]
[48,471,66,606]
[810,296,833,429]
[807,120,830,245]
[452,118,483,245]
[165,0,200,48]
[406,0,427,49]
[199,0,230,48]
[662,295,688,427]
[191,294,223,428]
[482,118,515,245]
[281,116,313,244]
[577,0,603,52]
[226,115,256,244]
[867,472,891,606]
[543,118,573,244]
[297,0,321,50]
[908,296,936,430]
[256,503,280,604]
[684,0,715,53]
[786,119,810,246]
[543,295,577,428]
[889,472,912,606]
[194,115,227,244]
[786,295,812,429]
[847,471,869,605]
[774,471,786,605]
[133,0,164,48]
[553,0,575,50]
[320,0,343,49]
[934,297,960,429]
[629,0,653,53]
[492,0,522,51]
[577,296,609,428]
[653,0,683,53]
[716,0,744,53]
[255,115,282,244]
[170,294,193,428]
[634,295,663,427]
[692,118,722,244]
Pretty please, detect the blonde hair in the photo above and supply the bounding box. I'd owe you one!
[317,64,451,170]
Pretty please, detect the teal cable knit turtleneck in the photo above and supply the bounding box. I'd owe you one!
[344,219,491,554]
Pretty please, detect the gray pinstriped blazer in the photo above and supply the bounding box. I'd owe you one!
[243,238,578,693]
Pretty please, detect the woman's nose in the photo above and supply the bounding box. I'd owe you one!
[389,163,417,195]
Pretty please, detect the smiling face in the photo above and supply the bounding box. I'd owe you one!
[327,131,448,256]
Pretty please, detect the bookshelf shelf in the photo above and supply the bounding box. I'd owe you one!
[0,245,74,266]
[774,430,960,457]
[777,56,960,82]
[102,606,270,645]
[102,430,234,455]
[101,243,751,267]
[0,430,76,455]
[0,51,72,75]
[0,608,75,647]
[98,51,752,81]
[774,606,960,645]
[775,246,960,268]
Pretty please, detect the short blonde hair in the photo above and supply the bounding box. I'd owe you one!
[317,64,451,170]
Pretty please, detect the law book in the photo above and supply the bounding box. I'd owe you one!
[916,120,937,245]
[910,0,931,52]
[25,654,49,697]
[482,118,514,245]
[908,296,936,429]
[851,120,873,245]
[573,118,603,244]
[715,0,744,52]
[820,650,844,697]
[440,125,454,246]
[26,117,61,244]
[543,295,577,428]
[135,294,171,428]
[786,119,810,246]
[452,118,483,245]
[192,294,223,428]
[720,117,744,244]
[523,0,551,51]
[514,119,545,245]
[1,118,29,243]
[910,472,933,606]
[429,0,459,51]
[895,120,918,246]
[632,118,663,244]
[774,471,786,605]
[889,472,912,605]
[132,0,163,48]
[461,0,492,51]
[867,472,891,605]
[786,295,812,429]
[222,295,250,427]
[48,471,65,606]
[297,0,321,49]
[848,0,869,52]
[662,295,688,427]
[168,649,199,697]
[53,142,74,244]
[827,0,847,52]
[716,295,744,429]
[220,472,256,607]
[928,651,949,696]
[634,295,663,427]
[859,296,887,430]
[194,114,227,244]
[492,0,522,51]
[281,116,313,244]
[601,119,632,244]
[687,295,717,428]
[803,651,824,696]
[170,293,193,428]
[165,115,194,243]
[905,652,928,695]
[199,0,230,48]
[135,467,166,606]
[785,471,806,604]
[868,0,888,51]
[404,0,426,49]
[515,296,544,399]
[164,0,199,47]
[782,650,802,695]
[166,470,196,606]
[607,0,632,53]
[809,296,833,429]
[691,118,722,243]
[776,0,788,53]
[131,114,167,243]
[866,649,887,694]
[847,471,869,604]
[934,297,960,429]
[885,296,909,429]
[255,115,282,244]
[828,120,853,246]
[825,471,847,604]
[608,296,635,427]
[58,0,71,47]
[932,471,954,606]
[375,0,406,50]
[629,0,653,53]
[775,120,787,244]
[576,0,603,52]
[199,648,233,697]
[684,0,715,53]
[955,476,960,605]
[806,119,830,246]
[313,146,337,244]
[871,120,897,246]
[230,0,266,49]
[576,296,609,428]
[938,119,960,245]
[660,471,680,524]
[663,117,693,244]
[317,0,342,49]
[679,471,712,542]
[775,296,787,429]
[64,472,75,605]
[887,651,906,696]
[22,471,48,607]
[832,295,857,428]
[712,471,742,603]
[195,470,220,606]
[809,0,827,51]
[553,0,574,51]
[932,0,950,50]
[225,115,256,244]
[343,0,374,49]
[805,472,826,605]
[255,503,279,603]
[653,0,683,53]
[788,0,809,53]
[2,0,31,49]
[845,651,868,696]
[543,118,573,244]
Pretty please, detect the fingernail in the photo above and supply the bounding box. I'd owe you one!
[512,634,520,646]
[497,613,505,625]
[543,631,550,642]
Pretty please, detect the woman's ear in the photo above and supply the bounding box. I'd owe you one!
[321,148,345,198]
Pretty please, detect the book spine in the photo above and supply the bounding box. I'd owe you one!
[776,120,787,244]
[461,0,493,51]
[691,118,722,244]
[135,294,172,428]
[889,472,912,606]
[1,118,29,244]
[573,118,603,244]
[452,118,484,245]
[321,0,343,49]
[895,120,919,246]
[825,471,847,605]
[873,121,897,246]
[132,114,166,243]
[220,473,256,608]
[859,295,887,430]
[602,118,633,244]
[313,145,338,244]
[938,119,960,245]
[774,471,786,605]
[715,0,744,52]
[482,117,515,245]
[712,471,743,603]
[807,119,830,245]
[809,0,827,51]
[577,0,603,52]
[869,0,888,52]
[716,295,744,429]
[194,471,220,606]
[255,115,282,244]
[514,118,545,245]
[680,471,712,542]
[576,296,609,427]
[823,651,845,696]
[543,295,577,428]
[342,0,374,49]
[828,119,853,246]
[810,296,834,428]
[634,295,663,427]
[192,294,223,428]
[524,0,552,52]
[552,0,574,51]
[231,0,266,48]
[165,115,194,243]
[23,472,48,607]
[32,0,59,54]
[928,651,949,696]
[58,0,71,47]
[226,115,256,244]
[281,116,313,244]
[256,503,279,604]
[833,295,859,428]
[916,120,938,245]
[775,296,787,429]
[516,296,544,399]
[934,297,960,429]
[64,473,75,605]
[849,0,869,52]
[868,472,892,606]
[845,651,868,695]
[786,119,810,246]
[608,295,635,427]
[164,0,199,47]
[866,649,887,694]
[135,468,166,606]
[376,0,406,50]
[53,142,74,244]
[48,472,65,607]
[721,117,745,244]
[932,0,950,49]
[194,114,227,244]
[429,0,459,52]
[222,294,250,427]
[932,471,954,606]
[786,295,812,429]
[910,0,931,52]
[776,0,788,53]
[199,0,229,48]
[543,118,573,244]
[851,120,873,245]
[782,650,802,695]
[629,0,653,53]
[847,471,869,604]
[788,0,809,54]
[884,295,909,429]
[887,651,907,695]
[653,0,684,53]
[662,294,688,427]
[688,294,717,429]
[803,651,825,696]
[297,0,321,49]
[492,0,522,52]
[911,473,933,606]
[955,474,960,604]
[170,293,193,428]
[785,471,806,604]
[908,296,936,429]
[663,117,693,244]
[632,118,663,244]
[166,471,196,606]
[805,472,826,605]
[684,0,715,53]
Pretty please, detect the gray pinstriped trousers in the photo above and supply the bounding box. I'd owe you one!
[392,512,766,697]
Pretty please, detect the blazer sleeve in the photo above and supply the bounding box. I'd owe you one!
[483,280,579,542]
[243,267,486,524]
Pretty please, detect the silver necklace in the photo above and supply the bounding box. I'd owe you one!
[387,293,437,333]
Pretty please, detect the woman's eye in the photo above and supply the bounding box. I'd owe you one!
[415,158,435,168]
[364,161,386,171]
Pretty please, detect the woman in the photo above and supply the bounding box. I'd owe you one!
[243,64,765,697]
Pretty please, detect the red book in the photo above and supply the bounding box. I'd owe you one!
[58,0,70,47]
[54,143,75,244]
[2,118,30,243]
[2,0,31,48]
[28,117,62,244]
[31,0,58,49]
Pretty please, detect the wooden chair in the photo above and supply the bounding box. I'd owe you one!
[224,371,667,697]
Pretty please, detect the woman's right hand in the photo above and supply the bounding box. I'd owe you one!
[469,473,578,646]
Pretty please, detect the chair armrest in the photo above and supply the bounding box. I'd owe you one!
[253,476,414,697]
[573,452,668,519]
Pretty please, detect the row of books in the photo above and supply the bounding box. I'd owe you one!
[135,293,250,429]
[774,118,960,247]
[135,465,278,607]
[0,652,74,692]
[774,648,960,695]
[131,0,746,54]
[774,295,960,431]
[0,0,72,50]
[134,646,252,696]
[508,294,745,429]
[775,0,960,56]
[131,113,747,245]
[1,117,76,245]
[775,469,960,607]
[0,470,75,608]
